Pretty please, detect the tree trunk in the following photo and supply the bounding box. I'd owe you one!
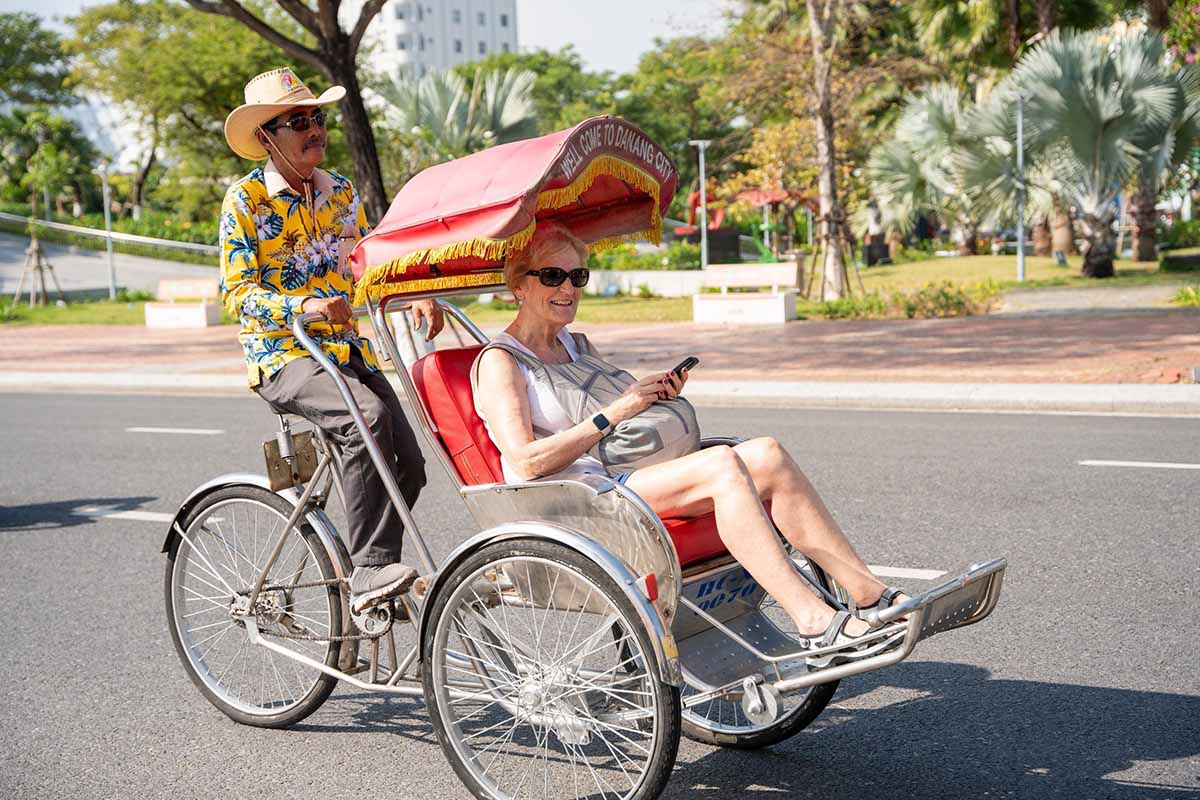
[1078,213,1116,278]
[1006,0,1022,58]
[1032,216,1052,256]
[1036,0,1056,35]
[1146,0,1170,31]
[1052,202,1076,255]
[957,219,978,256]
[132,137,157,221]
[326,57,389,224]
[807,0,846,301]
[1132,173,1159,262]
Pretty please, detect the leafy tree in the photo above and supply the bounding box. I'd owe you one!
[379,66,538,159]
[868,84,984,255]
[959,29,1190,277]
[0,110,98,216]
[67,0,350,220]
[907,0,1108,85]
[452,47,617,134]
[181,0,395,222]
[0,12,73,106]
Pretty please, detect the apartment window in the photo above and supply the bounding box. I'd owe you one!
[396,36,407,50]
[418,33,425,51]
[416,4,423,21]
[478,41,486,55]
[500,13,508,27]
[394,5,404,20]
[454,38,463,53]
[452,9,461,23]
[477,11,485,25]
[501,42,510,53]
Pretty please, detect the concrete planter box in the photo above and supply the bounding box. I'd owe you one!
[144,301,222,328]
[585,269,705,298]
[692,290,798,324]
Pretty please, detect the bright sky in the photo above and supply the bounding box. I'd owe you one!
[7,0,731,74]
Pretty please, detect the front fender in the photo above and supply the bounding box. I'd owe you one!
[417,521,683,688]
[161,472,351,582]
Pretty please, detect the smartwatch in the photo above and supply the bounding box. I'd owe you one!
[591,412,611,435]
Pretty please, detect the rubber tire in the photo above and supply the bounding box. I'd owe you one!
[680,561,841,749]
[164,485,341,729]
[422,538,682,800]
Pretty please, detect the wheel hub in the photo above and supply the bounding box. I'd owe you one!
[515,669,592,746]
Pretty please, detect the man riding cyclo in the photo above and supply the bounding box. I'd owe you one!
[220,68,444,614]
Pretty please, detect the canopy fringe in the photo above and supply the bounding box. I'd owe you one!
[353,220,535,305]
[358,272,507,304]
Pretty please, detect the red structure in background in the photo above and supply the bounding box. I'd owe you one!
[674,190,726,234]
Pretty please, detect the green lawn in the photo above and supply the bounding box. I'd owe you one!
[0,299,150,325]
[855,253,1181,293]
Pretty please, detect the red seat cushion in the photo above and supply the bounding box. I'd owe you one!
[410,345,503,485]
[411,344,734,565]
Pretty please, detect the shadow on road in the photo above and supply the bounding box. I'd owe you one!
[0,496,158,532]
[667,660,1200,799]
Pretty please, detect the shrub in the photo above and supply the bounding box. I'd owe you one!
[1173,285,1200,307]
[588,241,703,271]
[798,280,999,320]
[1158,220,1200,250]
[1160,252,1200,272]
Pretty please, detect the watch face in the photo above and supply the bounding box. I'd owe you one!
[592,413,609,431]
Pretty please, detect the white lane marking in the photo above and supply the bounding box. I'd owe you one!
[126,426,224,435]
[73,507,174,523]
[1079,460,1200,471]
[868,565,946,581]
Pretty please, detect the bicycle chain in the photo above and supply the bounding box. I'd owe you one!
[248,577,393,643]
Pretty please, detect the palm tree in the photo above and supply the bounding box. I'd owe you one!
[868,84,984,255]
[379,66,538,160]
[960,29,1186,277]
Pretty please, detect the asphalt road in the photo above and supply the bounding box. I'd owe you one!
[1,393,1197,799]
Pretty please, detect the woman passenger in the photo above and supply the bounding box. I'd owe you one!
[473,222,908,654]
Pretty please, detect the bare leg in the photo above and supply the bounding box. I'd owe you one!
[732,437,904,608]
[623,446,869,636]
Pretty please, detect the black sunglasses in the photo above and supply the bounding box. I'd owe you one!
[526,267,590,288]
[263,109,328,134]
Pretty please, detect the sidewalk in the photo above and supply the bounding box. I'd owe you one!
[1,311,1197,413]
[0,231,215,296]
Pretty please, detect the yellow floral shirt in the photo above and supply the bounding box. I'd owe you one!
[219,160,380,387]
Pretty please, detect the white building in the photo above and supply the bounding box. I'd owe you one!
[358,0,519,80]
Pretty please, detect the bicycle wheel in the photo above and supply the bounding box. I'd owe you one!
[423,538,681,800]
[680,555,843,749]
[165,485,342,728]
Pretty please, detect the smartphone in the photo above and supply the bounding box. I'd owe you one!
[672,356,699,378]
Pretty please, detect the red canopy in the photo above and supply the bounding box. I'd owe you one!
[351,116,678,304]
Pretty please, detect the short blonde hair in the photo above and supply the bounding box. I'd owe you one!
[503,221,589,292]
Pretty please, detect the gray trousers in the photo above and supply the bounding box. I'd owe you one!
[256,349,426,567]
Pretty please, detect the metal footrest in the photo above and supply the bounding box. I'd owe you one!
[771,558,1007,693]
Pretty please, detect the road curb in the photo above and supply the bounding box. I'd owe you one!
[2,371,1197,414]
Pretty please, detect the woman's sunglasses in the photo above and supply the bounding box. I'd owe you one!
[263,110,328,134]
[525,267,590,288]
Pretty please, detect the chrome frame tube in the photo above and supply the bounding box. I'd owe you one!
[291,309,436,574]
[246,454,332,609]
[367,297,471,493]
[243,617,479,698]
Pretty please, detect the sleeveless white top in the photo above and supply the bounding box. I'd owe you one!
[476,328,607,482]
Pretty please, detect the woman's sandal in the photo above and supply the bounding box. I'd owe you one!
[854,587,907,626]
[805,610,905,669]
[804,611,868,669]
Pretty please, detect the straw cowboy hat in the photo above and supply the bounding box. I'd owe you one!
[224,68,345,160]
